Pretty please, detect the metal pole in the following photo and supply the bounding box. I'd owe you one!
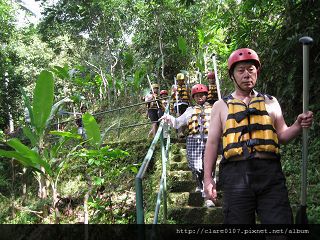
[299,36,313,206]
[135,177,144,224]
[174,77,180,116]
[212,54,222,100]
[160,131,167,223]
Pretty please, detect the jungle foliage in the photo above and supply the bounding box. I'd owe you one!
[0,0,319,224]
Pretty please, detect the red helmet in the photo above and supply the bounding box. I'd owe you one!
[191,84,208,98]
[228,48,260,75]
[207,71,215,80]
[160,90,168,96]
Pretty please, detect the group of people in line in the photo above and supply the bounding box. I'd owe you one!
[145,48,314,224]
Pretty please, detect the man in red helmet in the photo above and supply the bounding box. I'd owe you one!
[203,48,314,223]
[161,83,215,208]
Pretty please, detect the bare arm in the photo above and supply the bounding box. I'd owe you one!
[204,100,224,201]
[269,97,313,144]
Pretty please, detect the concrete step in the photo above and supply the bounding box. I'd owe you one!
[168,206,224,224]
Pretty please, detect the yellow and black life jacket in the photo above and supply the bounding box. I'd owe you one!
[207,83,218,102]
[172,84,190,103]
[160,99,167,111]
[188,103,212,136]
[222,93,280,161]
[147,94,160,110]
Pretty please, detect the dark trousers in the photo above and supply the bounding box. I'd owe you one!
[219,159,293,224]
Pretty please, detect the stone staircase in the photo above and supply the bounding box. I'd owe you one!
[167,142,224,224]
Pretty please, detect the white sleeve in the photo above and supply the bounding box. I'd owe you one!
[173,107,193,129]
[145,94,152,102]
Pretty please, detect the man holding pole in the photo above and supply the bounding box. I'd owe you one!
[145,82,161,138]
[203,48,313,224]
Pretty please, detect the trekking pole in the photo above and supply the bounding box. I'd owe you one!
[196,68,202,84]
[147,74,160,109]
[174,77,180,116]
[296,36,313,224]
[211,53,222,100]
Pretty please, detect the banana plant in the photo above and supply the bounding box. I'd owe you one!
[0,71,56,175]
[0,70,72,222]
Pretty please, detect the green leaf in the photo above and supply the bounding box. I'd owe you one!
[178,36,188,55]
[52,65,70,79]
[7,138,52,176]
[82,113,101,147]
[33,70,54,135]
[130,166,138,174]
[0,149,35,168]
[22,126,38,146]
[88,158,94,165]
[20,86,35,127]
[49,130,82,139]
[124,52,134,68]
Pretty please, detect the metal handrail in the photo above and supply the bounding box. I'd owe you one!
[54,97,169,139]
[135,103,171,224]
[53,97,168,125]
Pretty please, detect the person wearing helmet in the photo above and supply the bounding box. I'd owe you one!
[159,90,169,111]
[203,48,314,223]
[171,73,191,138]
[172,73,190,115]
[145,83,161,137]
[206,71,219,105]
[161,83,215,208]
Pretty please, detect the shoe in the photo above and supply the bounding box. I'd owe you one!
[195,186,202,193]
[205,199,215,208]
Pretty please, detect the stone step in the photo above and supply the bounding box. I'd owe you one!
[179,148,187,155]
[170,161,189,171]
[168,170,193,182]
[169,180,196,192]
[170,142,186,153]
[168,206,224,224]
[169,192,204,207]
[169,153,187,163]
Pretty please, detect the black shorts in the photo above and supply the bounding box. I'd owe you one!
[219,159,293,224]
[148,109,160,122]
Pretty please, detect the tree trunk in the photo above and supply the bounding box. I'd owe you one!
[52,183,60,224]
[22,167,27,204]
[84,174,92,224]
[11,159,15,219]
[111,54,118,106]
[156,13,165,82]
